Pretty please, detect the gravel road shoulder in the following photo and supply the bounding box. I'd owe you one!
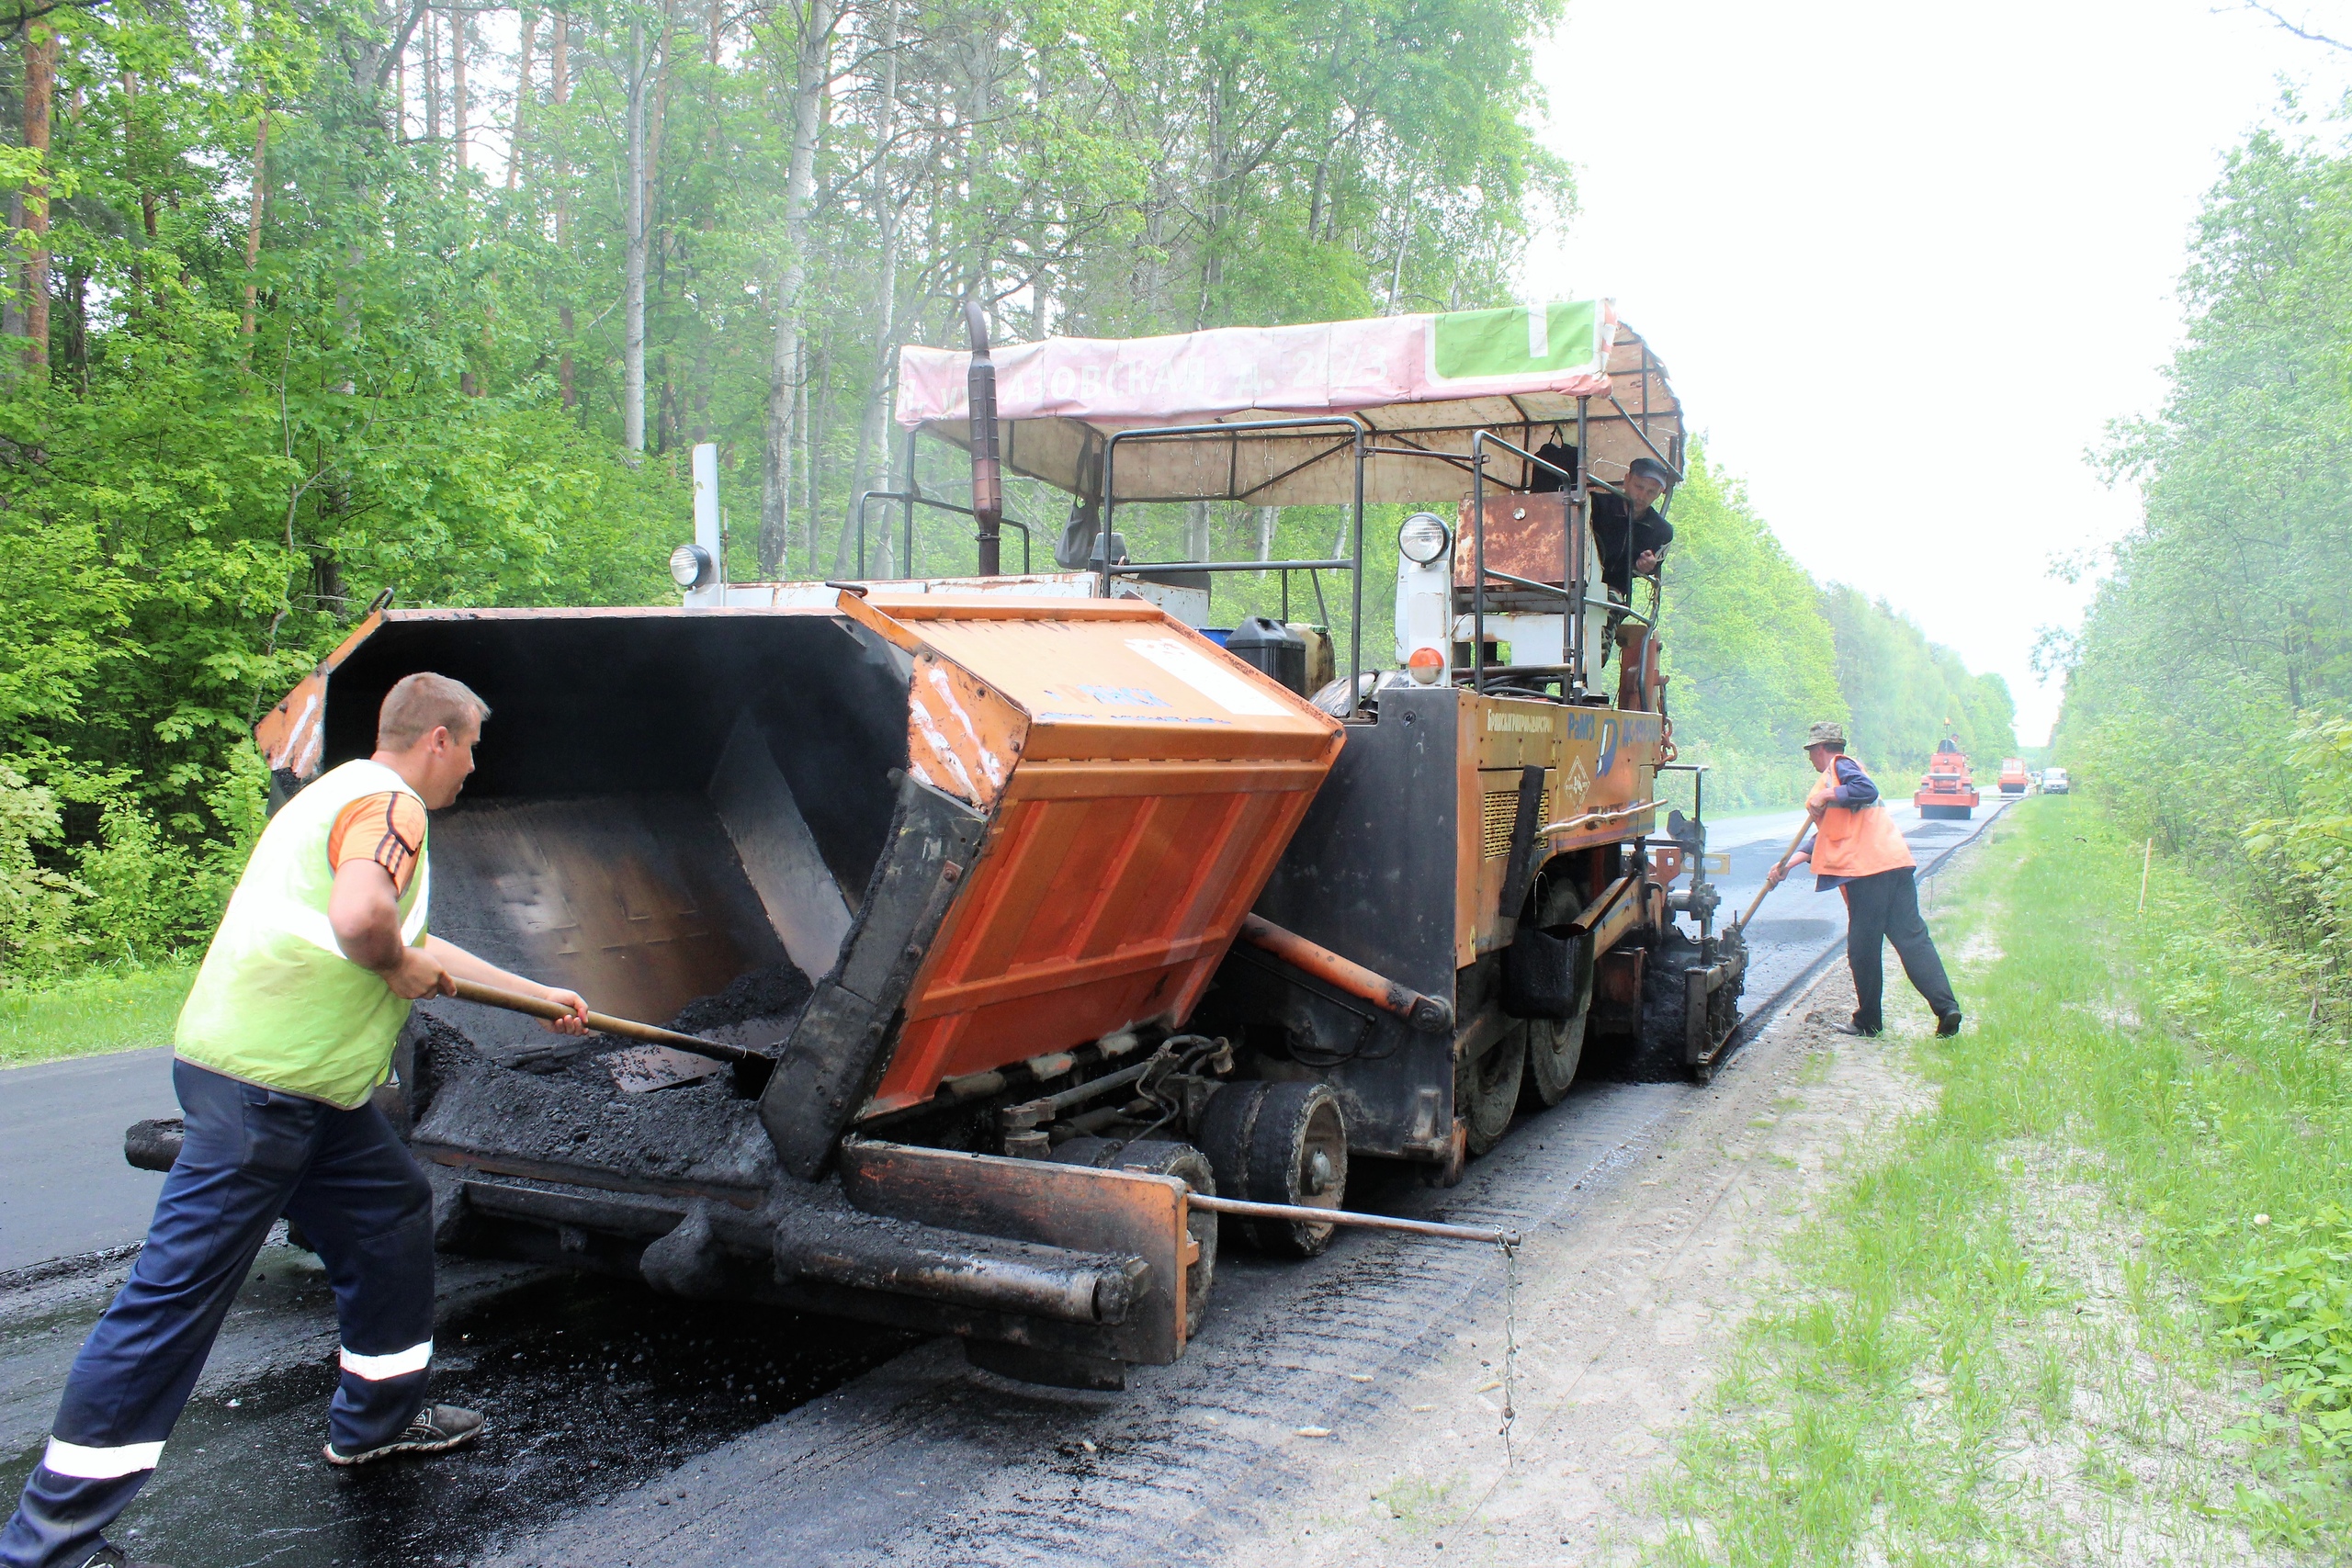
[1219,968,1925,1568]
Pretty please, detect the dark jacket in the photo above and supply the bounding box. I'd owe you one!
[1589,491,1674,593]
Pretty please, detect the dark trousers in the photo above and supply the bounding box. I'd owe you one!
[1842,866,1958,1032]
[1,1060,436,1568]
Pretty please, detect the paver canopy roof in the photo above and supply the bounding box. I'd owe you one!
[894,300,1684,508]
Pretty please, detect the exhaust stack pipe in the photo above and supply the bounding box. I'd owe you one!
[965,297,1004,576]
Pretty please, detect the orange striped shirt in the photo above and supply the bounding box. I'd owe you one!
[326,791,426,895]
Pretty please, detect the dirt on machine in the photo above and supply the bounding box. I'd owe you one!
[128,300,1747,1391]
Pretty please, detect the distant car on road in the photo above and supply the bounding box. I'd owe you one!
[1998,758,2030,795]
[2041,767,2070,795]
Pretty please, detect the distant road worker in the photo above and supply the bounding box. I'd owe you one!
[2,673,590,1568]
[1766,721,1964,1039]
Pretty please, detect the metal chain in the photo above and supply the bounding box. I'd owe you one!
[1498,1235,1520,1468]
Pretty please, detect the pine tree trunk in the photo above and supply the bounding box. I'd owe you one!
[508,11,534,188]
[424,11,441,145]
[241,110,269,340]
[452,9,468,171]
[22,19,54,372]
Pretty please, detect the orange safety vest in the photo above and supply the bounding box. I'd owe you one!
[1805,758,1915,880]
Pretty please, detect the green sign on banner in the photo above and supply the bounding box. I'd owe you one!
[1430,300,1602,380]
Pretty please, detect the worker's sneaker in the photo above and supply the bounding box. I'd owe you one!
[322,1404,484,1466]
[78,1546,171,1568]
[1936,1010,1964,1037]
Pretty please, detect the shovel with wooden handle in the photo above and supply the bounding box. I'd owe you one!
[445,978,775,1094]
[1732,817,1815,936]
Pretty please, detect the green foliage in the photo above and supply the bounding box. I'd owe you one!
[2213,1206,2352,1463]
[1650,804,2352,1562]
[1657,446,1847,764]
[0,0,2008,993]
[1819,582,2018,774]
[0,962,195,1067]
[2057,115,2352,1005]
[0,765,92,977]
[0,0,1570,988]
[1650,446,2009,812]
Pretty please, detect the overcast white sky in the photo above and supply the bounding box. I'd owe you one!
[1523,0,2352,745]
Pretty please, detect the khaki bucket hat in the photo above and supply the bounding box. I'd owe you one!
[1804,721,1847,750]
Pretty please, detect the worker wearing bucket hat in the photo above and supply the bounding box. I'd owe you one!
[1767,721,1963,1039]
[2,674,592,1568]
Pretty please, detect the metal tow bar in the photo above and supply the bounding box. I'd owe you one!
[1188,1195,1527,1461]
[1186,1194,1519,1247]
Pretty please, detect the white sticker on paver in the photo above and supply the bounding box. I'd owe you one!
[1124,637,1288,716]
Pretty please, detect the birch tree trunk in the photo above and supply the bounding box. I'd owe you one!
[552,16,573,407]
[837,0,903,574]
[760,0,835,572]
[622,15,654,451]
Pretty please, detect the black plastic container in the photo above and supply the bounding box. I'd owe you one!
[1223,616,1307,694]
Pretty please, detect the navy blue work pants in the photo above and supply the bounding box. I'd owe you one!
[1842,866,1958,1032]
[1,1059,437,1568]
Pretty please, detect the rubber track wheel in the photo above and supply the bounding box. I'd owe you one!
[1198,1081,1272,1252]
[1521,877,1593,1110]
[1458,1028,1524,1157]
[1051,1137,1219,1338]
[1243,1082,1348,1258]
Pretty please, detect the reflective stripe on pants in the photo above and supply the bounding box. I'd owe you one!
[0,1059,436,1568]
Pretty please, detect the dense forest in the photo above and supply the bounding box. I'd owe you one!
[2055,119,2352,1008]
[1656,449,2017,811]
[0,0,2010,985]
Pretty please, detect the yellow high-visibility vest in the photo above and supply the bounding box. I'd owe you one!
[175,760,429,1108]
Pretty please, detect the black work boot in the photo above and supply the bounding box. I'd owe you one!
[1936,1010,1964,1037]
[322,1404,485,1467]
[1833,1013,1882,1038]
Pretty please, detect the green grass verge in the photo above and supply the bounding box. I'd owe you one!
[1644,797,2352,1562]
[0,964,193,1069]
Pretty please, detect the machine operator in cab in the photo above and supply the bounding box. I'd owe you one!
[1529,449,1679,593]
[2,673,591,1568]
[1765,721,1964,1040]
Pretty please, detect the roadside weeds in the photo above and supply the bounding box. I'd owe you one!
[1640,799,2349,1565]
[0,963,191,1068]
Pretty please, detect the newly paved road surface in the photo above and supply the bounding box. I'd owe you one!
[0,1047,175,1273]
[0,792,2018,1567]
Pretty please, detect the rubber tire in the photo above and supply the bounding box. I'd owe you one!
[1519,877,1593,1110]
[1051,1136,1218,1338]
[1197,1081,1350,1258]
[1456,1028,1525,1157]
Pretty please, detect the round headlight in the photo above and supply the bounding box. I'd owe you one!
[1397,512,1451,565]
[669,543,714,589]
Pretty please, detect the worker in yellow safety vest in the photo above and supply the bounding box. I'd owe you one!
[2,672,590,1568]
[1766,720,1963,1040]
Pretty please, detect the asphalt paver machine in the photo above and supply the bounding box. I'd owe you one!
[136,301,1746,1389]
